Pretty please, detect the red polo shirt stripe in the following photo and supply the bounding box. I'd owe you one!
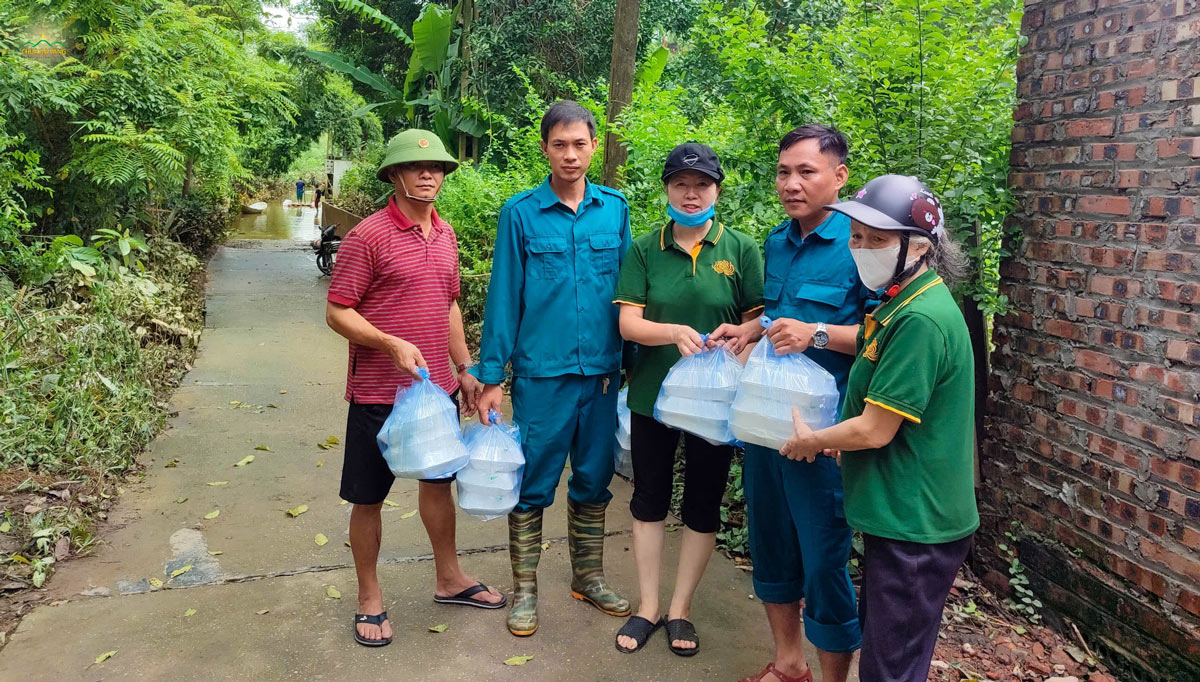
[328,197,461,403]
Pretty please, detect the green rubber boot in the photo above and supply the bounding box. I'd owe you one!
[506,509,542,636]
[567,499,631,617]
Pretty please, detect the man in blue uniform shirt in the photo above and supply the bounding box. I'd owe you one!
[714,125,871,682]
[474,101,632,637]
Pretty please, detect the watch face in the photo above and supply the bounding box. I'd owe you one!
[814,331,829,347]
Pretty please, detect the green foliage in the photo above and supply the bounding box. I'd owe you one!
[999,522,1043,623]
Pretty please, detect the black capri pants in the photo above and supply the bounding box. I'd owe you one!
[628,412,736,534]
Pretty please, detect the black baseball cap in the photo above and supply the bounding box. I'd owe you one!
[661,143,725,184]
[825,174,946,240]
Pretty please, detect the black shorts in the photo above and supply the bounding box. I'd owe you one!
[339,392,460,505]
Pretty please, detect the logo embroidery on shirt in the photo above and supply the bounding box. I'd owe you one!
[862,338,879,362]
[712,260,735,276]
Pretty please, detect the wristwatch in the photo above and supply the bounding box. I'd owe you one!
[812,322,829,349]
[455,362,472,374]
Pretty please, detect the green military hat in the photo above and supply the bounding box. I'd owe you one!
[376,129,459,183]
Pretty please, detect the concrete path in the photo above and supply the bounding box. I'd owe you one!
[0,228,833,681]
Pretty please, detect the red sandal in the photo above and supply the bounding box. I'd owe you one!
[738,662,814,682]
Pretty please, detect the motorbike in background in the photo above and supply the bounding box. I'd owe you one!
[312,225,340,276]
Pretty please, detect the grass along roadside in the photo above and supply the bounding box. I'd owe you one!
[0,237,207,643]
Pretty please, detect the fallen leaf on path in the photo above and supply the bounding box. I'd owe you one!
[234,455,254,467]
[183,608,196,617]
[117,487,125,495]
[164,459,178,468]
[428,624,448,633]
[325,436,340,445]
[666,526,679,532]
[286,505,308,517]
[400,510,418,519]
[267,403,278,409]
[204,509,220,520]
[340,500,348,505]
[175,497,187,504]
[254,445,271,452]
[317,442,333,450]
[344,540,351,547]
[256,609,269,615]
[207,550,223,556]
[206,481,228,487]
[382,499,398,507]
[504,655,534,666]
[170,565,192,579]
[0,521,10,533]
[540,542,550,550]
[230,401,241,406]
[279,390,288,394]
[326,585,341,599]
[314,534,328,546]
[316,460,323,467]
[148,578,163,588]
[94,650,118,664]
[54,536,69,560]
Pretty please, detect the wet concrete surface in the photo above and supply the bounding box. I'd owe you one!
[0,226,847,681]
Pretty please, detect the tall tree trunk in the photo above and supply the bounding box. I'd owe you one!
[601,0,641,188]
[458,0,475,162]
[182,158,193,198]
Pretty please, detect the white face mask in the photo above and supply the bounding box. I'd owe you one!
[850,244,922,291]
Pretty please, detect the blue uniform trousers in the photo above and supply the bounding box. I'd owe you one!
[511,371,621,511]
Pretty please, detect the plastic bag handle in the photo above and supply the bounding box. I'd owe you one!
[488,409,502,425]
[699,333,709,344]
[417,367,430,381]
[759,315,772,330]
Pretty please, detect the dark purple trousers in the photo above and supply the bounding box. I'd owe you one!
[858,532,974,682]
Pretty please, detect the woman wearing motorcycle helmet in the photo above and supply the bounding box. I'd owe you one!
[779,174,977,682]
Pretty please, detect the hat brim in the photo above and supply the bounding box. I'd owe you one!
[826,200,921,233]
[661,167,725,184]
[376,157,460,184]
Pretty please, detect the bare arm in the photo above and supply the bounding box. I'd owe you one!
[618,304,704,357]
[325,301,425,378]
[766,319,860,355]
[779,403,905,461]
[448,300,480,416]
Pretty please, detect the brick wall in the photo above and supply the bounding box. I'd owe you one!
[987,0,1200,678]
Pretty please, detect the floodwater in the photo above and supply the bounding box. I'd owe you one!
[229,199,321,241]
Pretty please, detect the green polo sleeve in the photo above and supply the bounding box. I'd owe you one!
[613,239,648,307]
[864,312,945,424]
[738,235,765,315]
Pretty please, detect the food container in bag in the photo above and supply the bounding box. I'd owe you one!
[376,367,470,479]
[652,337,742,445]
[729,317,840,451]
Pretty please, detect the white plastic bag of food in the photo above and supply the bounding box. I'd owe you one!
[457,410,525,520]
[376,367,469,479]
[653,338,742,445]
[614,388,634,480]
[729,317,840,450]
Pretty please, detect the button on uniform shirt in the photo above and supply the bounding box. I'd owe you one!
[839,268,979,543]
[473,177,631,385]
[613,221,764,417]
[763,211,874,405]
[327,197,460,403]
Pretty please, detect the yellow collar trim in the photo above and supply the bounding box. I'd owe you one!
[660,222,724,250]
[879,276,943,327]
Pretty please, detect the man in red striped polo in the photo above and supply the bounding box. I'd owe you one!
[326,130,505,648]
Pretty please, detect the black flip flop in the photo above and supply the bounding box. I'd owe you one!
[666,618,699,656]
[433,583,508,609]
[353,611,392,647]
[615,616,662,653]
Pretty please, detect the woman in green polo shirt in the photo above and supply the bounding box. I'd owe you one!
[611,143,764,656]
[779,174,977,682]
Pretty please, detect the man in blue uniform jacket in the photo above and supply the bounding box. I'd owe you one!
[474,101,633,637]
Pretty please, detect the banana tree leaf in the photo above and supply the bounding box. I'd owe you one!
[405,97,445,107]
[305,51,402,100]
[453,114,487,138]
[432,108,456,152]
[329,0,413,46]
[637,45,670,89]
[412,4,453,74]
[351,100,397,118]
[401,57,425,119]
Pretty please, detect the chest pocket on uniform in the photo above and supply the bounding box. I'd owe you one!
[764,279,784,304]
[527,236,568,280]
[588,233,621,275]
[796,280,851,312]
